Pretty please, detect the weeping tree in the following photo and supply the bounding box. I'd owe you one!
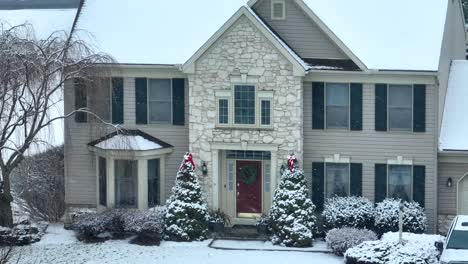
[0,23,112,227]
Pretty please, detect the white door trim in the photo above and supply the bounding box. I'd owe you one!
[457,172,468,214]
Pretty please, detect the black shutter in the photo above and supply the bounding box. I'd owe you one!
[312,82,325,129]
[413,165,425,207]
[112,78,124,124]
[375,84,387,131]
[413,84,426,132]
[350,83,363,131]
[135,78,148,125]
[172,78,185,126]
[312,162,325,211]
[350,163,363,196]
[375,164,387,203]
[74,78,87,123]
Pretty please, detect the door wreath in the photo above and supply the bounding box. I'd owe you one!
[240,166,257,185]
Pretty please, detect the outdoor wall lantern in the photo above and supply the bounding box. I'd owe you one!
[201,162,208,176]
[447,177,453,188]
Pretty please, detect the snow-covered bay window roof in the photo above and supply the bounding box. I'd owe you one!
[440,60,468,152]
[88,129,173,155]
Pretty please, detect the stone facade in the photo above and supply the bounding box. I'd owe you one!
[188,16,303,206]
[438,214,456,235]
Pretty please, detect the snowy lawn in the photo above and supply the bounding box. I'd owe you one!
[9,224,343,264]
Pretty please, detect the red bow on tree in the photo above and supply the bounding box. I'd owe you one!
[287,154,297,172]
[180,152,196,170]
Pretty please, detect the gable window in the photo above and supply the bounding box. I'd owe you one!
[234,85,256,125]
[325,163,350,197]
[326,83,350,129]
[148,79,172,124]
[271,0,285,20]
[388,165,412,202]
[388,85,413,131]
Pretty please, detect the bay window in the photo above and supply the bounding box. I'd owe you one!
[115,160,138,208]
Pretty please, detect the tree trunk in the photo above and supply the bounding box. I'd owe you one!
[0,169,13,228]
[0,194,13,228]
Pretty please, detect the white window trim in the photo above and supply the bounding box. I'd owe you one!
[387,84,414,132]
[324,82,351,130]
[271,0,286,20]
[386,164,414,201]
[215,85,274,129]
[324,162,351,198]
[216,97,231,127]
[325,154,350,164]
[387,156,413,165]
[147,78,173,124]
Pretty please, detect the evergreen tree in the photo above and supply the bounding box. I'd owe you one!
[165,153,208,241]
[269,154,317,247]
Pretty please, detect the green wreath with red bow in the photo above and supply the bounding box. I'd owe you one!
[240,166,257,185]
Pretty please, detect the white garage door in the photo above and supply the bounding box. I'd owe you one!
[459,176,468,214]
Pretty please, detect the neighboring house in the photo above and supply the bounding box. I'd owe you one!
[61,0,466,233]
[0,0,78,10]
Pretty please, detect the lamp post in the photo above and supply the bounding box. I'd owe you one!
[399,201,404,245]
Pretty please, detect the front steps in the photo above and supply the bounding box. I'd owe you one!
[212,225,269,240]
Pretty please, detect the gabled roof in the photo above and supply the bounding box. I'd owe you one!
[0,8,77,39]
[88,129,173,151]
[183,6,308,75]
[439,60,468,152]
[249,0,449,71]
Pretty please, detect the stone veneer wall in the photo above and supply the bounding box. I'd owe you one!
[188,16,303,206]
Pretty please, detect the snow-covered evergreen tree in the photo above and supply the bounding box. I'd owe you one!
[164,153,208,241]
[269,154,317,247]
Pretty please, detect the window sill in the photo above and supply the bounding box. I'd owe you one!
[215,126,274,131]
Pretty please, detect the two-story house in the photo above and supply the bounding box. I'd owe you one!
[64,0,467,233]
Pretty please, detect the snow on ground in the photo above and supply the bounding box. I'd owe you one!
[10,224,343,264]
[211,239,330,252]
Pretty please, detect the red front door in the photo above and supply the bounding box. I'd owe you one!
[236,160,262,214]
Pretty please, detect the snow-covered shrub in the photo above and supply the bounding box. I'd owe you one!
[322,196,374,230]
[374,199,427,235]
[325,227,377,256]
[0,221,44,246]
[269,155,317,247]
[344,232,443,264]
[130,221,162,246]
[165,153,209,241]
[73,210,123,242]
[119,207,166,234]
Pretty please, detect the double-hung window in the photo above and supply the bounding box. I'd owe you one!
[148,79,172,124]
[216,85,272,128]
[325,163,350,197]
[388,85,413,131]
[326,83,350,129]
[234,85,256,125]
[89,78,111,122]
[114,160,138,208]
[388,165,412,202]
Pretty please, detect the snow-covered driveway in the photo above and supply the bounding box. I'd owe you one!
[10,224,343,264]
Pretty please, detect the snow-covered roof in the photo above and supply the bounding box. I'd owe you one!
[440,60,468,152]
[88,130,173,151]
[302,0,447,71]
[0,8,77,39]
[76,0,249,65]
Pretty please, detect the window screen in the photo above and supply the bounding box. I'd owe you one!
[388,165,412,201]
[148,79,172,123]
[389,85,412,131]
[326,83,349,129]
[326,163,350,197]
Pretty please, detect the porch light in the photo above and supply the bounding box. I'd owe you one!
[447,178,453,188]
[201,162,208,176]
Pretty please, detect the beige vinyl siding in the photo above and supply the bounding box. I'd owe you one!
[438,162,468,215]
[437,0,466,129]
[303,82,437,231]
[64,75,189,207]
[252,0,347,59]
